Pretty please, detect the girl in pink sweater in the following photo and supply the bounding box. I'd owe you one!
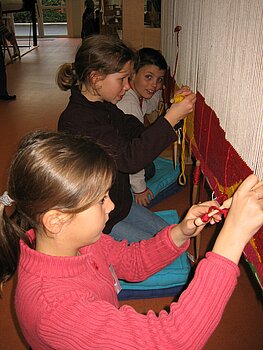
[0,130,262,350]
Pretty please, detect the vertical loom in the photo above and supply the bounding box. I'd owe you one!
[161,0,263,285]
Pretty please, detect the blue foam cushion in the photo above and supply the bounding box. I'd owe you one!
[118,283,186,300]
[119,251,190,290]
[147,181,185,208]
[118,210,191,295]
[147,157,181,197]
[153,209,180,225]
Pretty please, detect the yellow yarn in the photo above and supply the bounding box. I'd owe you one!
[216,179,242,198]
[170,95,184,104]
[178,117,187,185]
[250,238,262,263]
[170,93,187,185]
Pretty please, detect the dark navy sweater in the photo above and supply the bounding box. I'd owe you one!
[58,86,176,233]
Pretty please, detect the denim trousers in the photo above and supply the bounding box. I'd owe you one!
[109,202,169,243]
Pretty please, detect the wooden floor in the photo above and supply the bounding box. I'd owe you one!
[0,38,262,350]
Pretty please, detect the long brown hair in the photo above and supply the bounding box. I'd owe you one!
[0,130,116,291]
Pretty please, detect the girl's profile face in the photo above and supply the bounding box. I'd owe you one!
[131,64,165,99]
[95,61,133,104]
[64,191,115,250]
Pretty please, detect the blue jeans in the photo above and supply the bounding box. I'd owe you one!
[109,202,169,243]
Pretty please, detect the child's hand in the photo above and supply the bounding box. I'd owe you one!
[213,174,263,264]
[226,174,263,239]
[170,200,222,247]
[134,188,154,207]
[174,86,191,98]
[165,91,196,127]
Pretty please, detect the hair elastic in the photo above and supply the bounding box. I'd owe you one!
[71,62,76,75]
[0,191,14,206]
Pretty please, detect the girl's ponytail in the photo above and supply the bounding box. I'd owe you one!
[56,63,78,91]
[0,195,33,294]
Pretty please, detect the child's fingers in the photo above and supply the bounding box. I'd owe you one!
[182,94,196,109]
[235,174,259,194]
[186,201,219,219]
[210,218,216,225]
[148,189,154,200]
[175,87,190,95]
[185,92,197,102]
[179,90,194,98]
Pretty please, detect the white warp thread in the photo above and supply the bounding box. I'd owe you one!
[161,0,263,179]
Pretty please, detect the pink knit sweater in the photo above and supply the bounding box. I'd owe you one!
[15,226,239,349]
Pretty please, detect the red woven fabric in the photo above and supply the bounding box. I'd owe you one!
[190,92,263,288]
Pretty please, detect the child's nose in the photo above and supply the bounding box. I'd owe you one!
[123,78,130,91]
[107,196,115,213]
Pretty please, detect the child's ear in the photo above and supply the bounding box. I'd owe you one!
[130,71,136,81]
[90,71,103,84]
[42,210,69,234]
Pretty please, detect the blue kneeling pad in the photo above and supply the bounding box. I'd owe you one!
[146,157,183,208]
[118,210,191,300]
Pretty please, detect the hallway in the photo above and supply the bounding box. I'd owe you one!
[0,38,80,188]
[0,38,262,350]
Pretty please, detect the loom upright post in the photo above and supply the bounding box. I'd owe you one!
[192,159,201,260]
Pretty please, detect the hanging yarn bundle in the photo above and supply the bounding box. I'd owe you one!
[163,25,190,186]
[170,92,189,186]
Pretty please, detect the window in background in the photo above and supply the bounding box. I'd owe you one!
[13,0,67,38]
[144,0,161,28]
